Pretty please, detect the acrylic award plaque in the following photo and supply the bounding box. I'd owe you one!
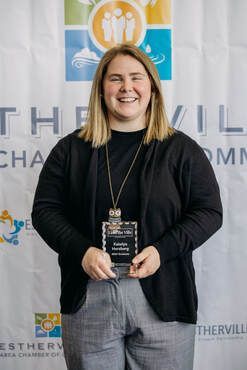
[102,208,138,267]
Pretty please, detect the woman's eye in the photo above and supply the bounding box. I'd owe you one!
[110,78,121,82]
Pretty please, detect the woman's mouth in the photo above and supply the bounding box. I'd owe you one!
[117,97,138,103]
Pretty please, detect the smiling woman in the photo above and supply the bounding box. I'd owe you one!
[79,43,173,147]
[102,54,151,130]
[32,43,222,370]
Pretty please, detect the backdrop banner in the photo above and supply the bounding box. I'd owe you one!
[0,1,246,369]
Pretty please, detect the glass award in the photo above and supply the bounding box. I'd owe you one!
[102,208,138,267]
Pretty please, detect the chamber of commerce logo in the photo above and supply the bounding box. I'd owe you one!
[65,0,171,80]
[0,210,24,246]
[35,313,62,338]
[196,323,247,342]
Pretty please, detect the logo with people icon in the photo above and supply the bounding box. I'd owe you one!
[0,209,24,246]
[89,0,146,51]
[65,0,172,80]
[35,313,61,338]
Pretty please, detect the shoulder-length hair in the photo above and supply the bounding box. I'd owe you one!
[79,43,174,147]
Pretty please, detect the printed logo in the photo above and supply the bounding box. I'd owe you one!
[35,313,62,338]
[88,0,146,51]
[0,210,24,246]
[196,323,247,342]
[65,0,171,80]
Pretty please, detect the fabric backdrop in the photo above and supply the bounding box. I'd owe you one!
[0,0,246,369]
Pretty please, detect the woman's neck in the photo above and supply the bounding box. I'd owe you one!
[109,118,146,132]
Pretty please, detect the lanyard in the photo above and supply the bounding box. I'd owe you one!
[105,134,144,211]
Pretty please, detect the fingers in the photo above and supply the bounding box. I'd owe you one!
[89,265,113,281]
[132,249,150,265]
[81,247,116,281]
[129,262,153,279]
[128,246,160,279]
[82,246,160,280]
[98,255,116,279]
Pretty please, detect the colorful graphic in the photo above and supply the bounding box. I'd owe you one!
[65,0,171,80]
[35,313,62,338]
[0,210,24,246]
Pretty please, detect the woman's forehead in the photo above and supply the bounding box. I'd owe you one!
[105,54,147,74]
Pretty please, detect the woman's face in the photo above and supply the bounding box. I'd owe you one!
[102,54,152,127]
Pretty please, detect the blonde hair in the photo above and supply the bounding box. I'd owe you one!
[79,44,174,147]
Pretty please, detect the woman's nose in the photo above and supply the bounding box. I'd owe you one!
[119,78,133,92]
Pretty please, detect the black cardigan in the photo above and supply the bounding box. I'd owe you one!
[32,129,222,323]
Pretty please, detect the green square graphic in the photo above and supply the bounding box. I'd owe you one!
[65,0,94,25]
[35,313,47,325]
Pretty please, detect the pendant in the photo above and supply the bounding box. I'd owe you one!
[108,208,121,223]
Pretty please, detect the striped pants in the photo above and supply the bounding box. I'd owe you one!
[62,271,195,370]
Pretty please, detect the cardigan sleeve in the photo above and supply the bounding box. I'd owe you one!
[153,141,223,263]
[31,136,92,266]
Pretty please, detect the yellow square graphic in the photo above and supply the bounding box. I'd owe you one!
[144,0,171,25]
[48,313,61,325]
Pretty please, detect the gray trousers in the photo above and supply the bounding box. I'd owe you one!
[62,272,195,370]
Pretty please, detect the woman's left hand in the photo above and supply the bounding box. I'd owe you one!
[128,245,161,279]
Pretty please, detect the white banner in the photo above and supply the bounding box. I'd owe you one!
[0,1,247,369]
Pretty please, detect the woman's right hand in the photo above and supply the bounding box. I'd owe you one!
[81,247,116,280]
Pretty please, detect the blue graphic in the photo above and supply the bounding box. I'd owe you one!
[35,325,61,338]
[0,210,24,246]
[140,29,171,80]
[35,325,47,338]
[65,29,171,81]
[49,326,62,337]
[65,30,104,81]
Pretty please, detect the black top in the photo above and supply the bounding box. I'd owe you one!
[95,128,147,247]
[32,129,223,323]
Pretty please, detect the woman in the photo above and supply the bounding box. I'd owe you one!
[32,44,222,370]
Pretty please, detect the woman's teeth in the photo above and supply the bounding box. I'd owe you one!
[118,97,137,102]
